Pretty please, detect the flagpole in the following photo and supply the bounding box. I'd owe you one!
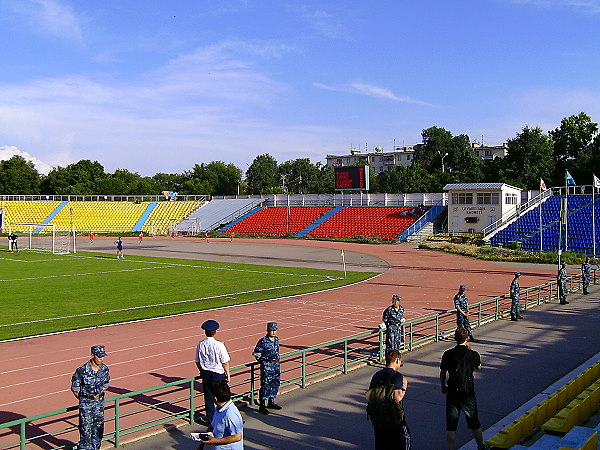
[565,171,568,253]
[593,178,596,258]
[539,193,543,252]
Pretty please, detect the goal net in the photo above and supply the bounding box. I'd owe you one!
[174,218,201,235]
[8,223,73,254]
[146,218,185,236]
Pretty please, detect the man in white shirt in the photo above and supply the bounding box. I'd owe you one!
[195,320,231,424]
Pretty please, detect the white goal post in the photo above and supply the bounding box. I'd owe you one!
[8,223,75,254]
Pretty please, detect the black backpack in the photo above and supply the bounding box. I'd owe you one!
[453,349,474,393]
[365,371,405,429]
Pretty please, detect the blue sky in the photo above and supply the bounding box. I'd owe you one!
[1,0,599,176]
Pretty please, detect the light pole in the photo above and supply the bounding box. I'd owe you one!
[438,151,448,173]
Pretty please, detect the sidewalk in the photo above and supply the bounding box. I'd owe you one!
[121,286,600,449]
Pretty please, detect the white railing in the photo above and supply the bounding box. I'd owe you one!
[482,189,554,237]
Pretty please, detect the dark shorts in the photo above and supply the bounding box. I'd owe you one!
[445,391,481,431]
[373,420,411,450]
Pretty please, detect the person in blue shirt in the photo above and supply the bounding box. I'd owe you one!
[71,345,110,450]
[253,322,282,415]
[115,237,124,259]
[199,381,243,449]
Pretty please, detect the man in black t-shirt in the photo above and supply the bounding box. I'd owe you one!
[368,350,410,449]
[440,328,487,450]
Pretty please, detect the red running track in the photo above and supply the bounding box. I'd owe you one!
[0,238,557,447]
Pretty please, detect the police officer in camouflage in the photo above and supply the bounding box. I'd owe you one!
[581,257,592,295]
[382,295,405,353]
[510,272,524,321]
[454,285,479,343]
[253,322,282,415]
[71,345,110,450]
[558,262,569,304]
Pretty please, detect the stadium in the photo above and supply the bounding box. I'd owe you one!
[2,3,600,448]
[0,185,598,449]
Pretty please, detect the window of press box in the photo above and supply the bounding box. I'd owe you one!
[476,193,499,205]
[505,193,518,204]
[451,193,473,205]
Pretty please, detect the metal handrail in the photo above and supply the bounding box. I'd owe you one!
[205,198,267,232]
[1,270,595,449]
[482,188,554,237]
[397,202,446,241]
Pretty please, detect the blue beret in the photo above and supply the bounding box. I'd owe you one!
[91,345,108,357]
[267,322,278,331]
[459,285,467,291]
[391,295,401,302]
[201,320,220,331]
[561,262,567,267]
[515,272,521,277]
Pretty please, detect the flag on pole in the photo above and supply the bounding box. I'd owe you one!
[540,178,547,191]
[593,174,600,188]
[341,249,344,257]
[340,249,346,278]
[566,170,576,186]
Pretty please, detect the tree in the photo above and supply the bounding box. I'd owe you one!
[315,162,334,194]
[550,112,599,185]
[278,158,322,194]
[245,154,279,194]
[500,126,555,190]
[152,172,186,193]
[40,160,107,194]
[185,161,242,195]
[0,155,40,194]
[413,126,483,182]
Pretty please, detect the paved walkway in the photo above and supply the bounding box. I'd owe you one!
[121,284,600,449]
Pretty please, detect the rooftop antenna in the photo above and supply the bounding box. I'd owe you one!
[482,135,484,146]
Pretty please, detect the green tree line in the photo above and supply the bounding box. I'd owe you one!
[1,112,599,195]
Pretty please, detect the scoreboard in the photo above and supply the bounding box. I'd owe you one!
[334,166,369,191]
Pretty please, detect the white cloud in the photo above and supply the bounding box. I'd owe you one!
[300,10,349,39]
[5,0,83,42]
[314,82,432,106]
[513,0,600,14]
[0,145,53,174]
[0,42,346,175]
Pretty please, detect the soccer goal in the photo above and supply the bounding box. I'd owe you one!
[174,218,201,235]
[8,223,74,254]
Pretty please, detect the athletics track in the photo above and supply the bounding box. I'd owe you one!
[0,237,558,448]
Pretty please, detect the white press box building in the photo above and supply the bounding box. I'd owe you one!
[444,183,522,233]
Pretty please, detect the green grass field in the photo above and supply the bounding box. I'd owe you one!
[0,250,376,341]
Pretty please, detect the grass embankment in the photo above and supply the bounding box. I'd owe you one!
[0,251,376,340]
[419,241,597,265]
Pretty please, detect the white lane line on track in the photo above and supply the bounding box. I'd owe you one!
[0,308,369,389]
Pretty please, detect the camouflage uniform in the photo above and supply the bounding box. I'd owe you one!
[581,260,592,294]
[510,275,521,317]
[253,333,280,401]
[382,303,405,352]
[454,292,473,338]
[71,360,110,450]
[558,265,568,304]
